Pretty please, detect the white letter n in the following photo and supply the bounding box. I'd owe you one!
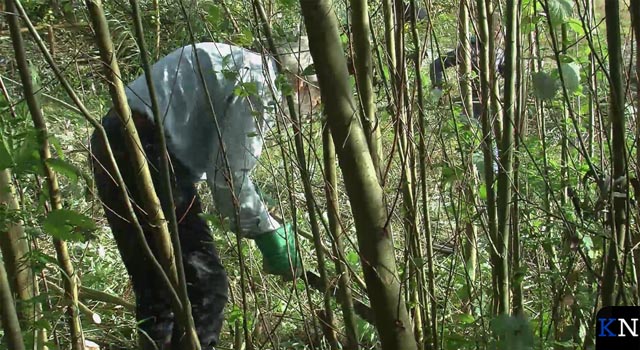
[619,318,639,337]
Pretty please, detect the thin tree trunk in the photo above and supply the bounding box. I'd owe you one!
[253,2,338,348]
[128,1,201,349]
[630,0,640,306]
[299,1,417,349]
[391,2,423,349]
[7,2,84,348]
[350,0,381,179]
[494,0,519,316]
[511,4,525,316]
[457,0,478,316]
[474,0,500,315]
[0,169,34,315]
[0,252,26,350]
[152,0,160,59]
[601,0,628,307]
[323,124,359,350]
[408,1,436,348]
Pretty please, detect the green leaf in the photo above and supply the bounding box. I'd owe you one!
[235,28,254,47]
[0,134,14,170]
[221,68,239,81]
[233,82,258,98]
[275,74,294,96]
[301,64,316,76]
[46,158,80,182]
[227,305,243,323]
[479,183,488,200]
[558,62,581,92]
[42,209,96,242]
[547,0,573,25]
[532,71,558,100]
[205,3,221,24]
[13,132,42,175]
[346,251,360,265]
[565,18,585,36]
[454,313,476,324]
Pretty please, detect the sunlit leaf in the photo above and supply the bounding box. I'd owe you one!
[558,62,581,92]
[565,18,585,36]
[233,82,259,98]
[547,0,573,25]
[454,313,476,324]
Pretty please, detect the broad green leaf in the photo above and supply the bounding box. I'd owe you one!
[234,28,254,47]
[558,62,581,92]
[547,0,573,25]
[46,158,81,182]
[233,82,259,98]
[205,3,221,24]
[454,313,476,324]
[565,18,585,36]
[13,132,42,175]
[42,209,96,242]
[479,183,488,200]
[346,251,360,265]
[532,71,558,100]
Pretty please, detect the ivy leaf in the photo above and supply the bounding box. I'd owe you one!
[558,62,581,92]
[42,209,97,242]
[532,71,558,100]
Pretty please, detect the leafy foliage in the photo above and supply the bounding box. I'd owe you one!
[42,209,97,242]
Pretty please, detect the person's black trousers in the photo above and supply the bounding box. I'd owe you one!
[90,110,229,350]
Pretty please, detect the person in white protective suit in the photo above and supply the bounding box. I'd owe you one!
[90,41,317,350]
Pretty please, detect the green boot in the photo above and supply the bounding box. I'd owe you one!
[254,224,302,279]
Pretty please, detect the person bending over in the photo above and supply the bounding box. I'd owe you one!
[429,33,505,175]
[90,42,310,350]
[429,34,505,119]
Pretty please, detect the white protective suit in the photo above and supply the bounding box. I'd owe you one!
[126,42,284,237]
